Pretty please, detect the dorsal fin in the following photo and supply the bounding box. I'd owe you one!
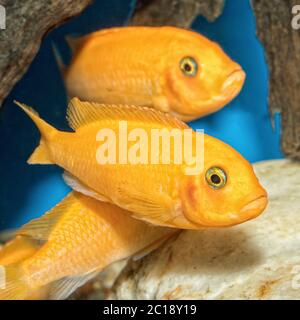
[67,98,189,131]
[66,28,125,56]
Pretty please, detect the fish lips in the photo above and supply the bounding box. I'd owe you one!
[209,194,268,227]
[214,69,246,103]
[239,194,268,219]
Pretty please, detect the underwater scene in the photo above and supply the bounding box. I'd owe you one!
[0,0,299,303]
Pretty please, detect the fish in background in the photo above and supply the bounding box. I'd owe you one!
[56,26,245,121]
[0,192,175,300]
[15,99,267,229]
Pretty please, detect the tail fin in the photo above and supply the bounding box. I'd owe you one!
[14,101,57,164]
[0,264,29,300]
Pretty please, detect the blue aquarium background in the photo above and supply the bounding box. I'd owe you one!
[0,0,282,231]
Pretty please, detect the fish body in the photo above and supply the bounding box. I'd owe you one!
[0,192,175,300]
[0,237,39,266]
[0,237,49,300]
[63,26,245,121]
[15,99,268,229]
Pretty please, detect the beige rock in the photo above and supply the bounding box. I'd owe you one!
[70,260,127,300]
[110,160,300,300]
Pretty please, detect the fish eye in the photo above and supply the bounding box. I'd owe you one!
[205,167,227,189]
[180,57,198,77]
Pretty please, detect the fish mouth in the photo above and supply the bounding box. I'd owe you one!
[222,69,246,90]
[214,69,246,102]
[239,195,268,220]
[184,194,268,229]
[204,194,268,228]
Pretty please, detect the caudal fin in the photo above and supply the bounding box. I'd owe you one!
[0,264,29,300]
[14,101,57,165]
[27,140,54,165]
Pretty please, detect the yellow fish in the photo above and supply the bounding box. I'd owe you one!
[0,192,175,300]
[60,26,246,121]
[15,99,267,229]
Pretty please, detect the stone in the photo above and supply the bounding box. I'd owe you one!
[0,0,91,107]
[131,0,225,27]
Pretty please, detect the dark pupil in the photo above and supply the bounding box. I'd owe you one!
[211,174,221,185]
[184,63,192,72]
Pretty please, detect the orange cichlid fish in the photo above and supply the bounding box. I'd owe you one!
[0,192,175,300]
[59,26,246,121]
[15,99,267,229]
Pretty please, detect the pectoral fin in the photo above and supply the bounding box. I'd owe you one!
[63,172,110,202]
[49,269,100,300]
[132,231,180,261]
[112,184,175,227]
[49,269,101,300]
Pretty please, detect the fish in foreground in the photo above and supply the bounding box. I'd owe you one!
[0,236,39,266]
[57,26,245,121]
[0,192,175,300]
[15,99,267,229]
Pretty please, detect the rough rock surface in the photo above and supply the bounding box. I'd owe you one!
[252,0,300,160]
[70,261,127,300]
[131,0,225,27]
[110,160,300,300]
[0,0,91,106]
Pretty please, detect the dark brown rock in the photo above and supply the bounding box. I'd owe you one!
[0,0,92,106]
[252,0,300,159]
[131,0,225,27]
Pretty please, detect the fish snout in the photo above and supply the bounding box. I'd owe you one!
[221,69,246,96]
[240,192,268,220]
